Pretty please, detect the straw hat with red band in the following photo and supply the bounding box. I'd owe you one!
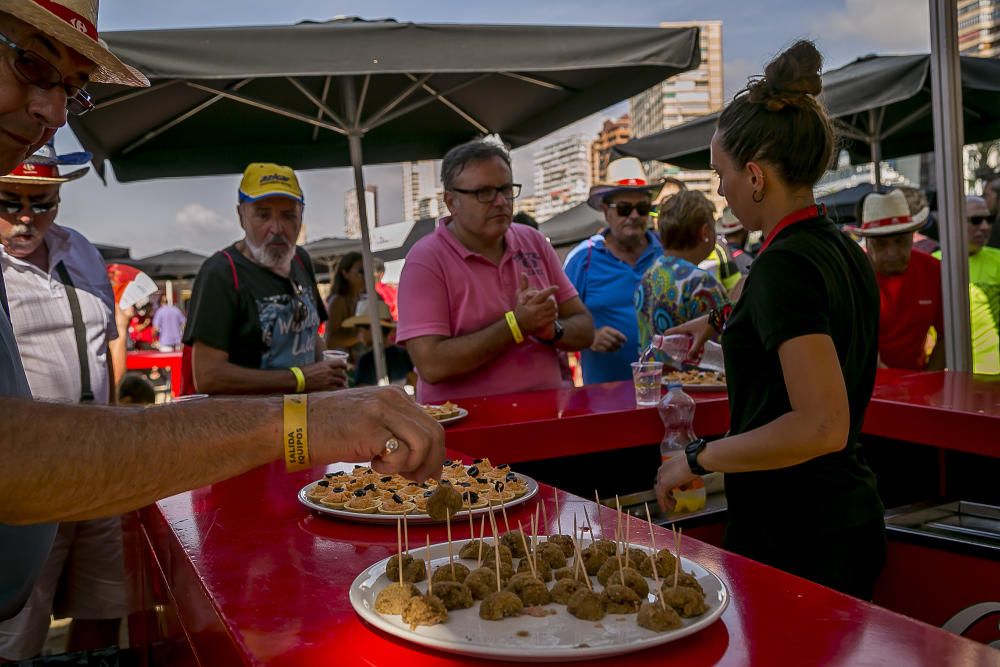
[587,157,663,210]
[0,138,89,183]
[847,189,929,237]
[0,0,148,87]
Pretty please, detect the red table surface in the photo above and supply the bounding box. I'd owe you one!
[139,454,998,666]
[445,370,1000,462]
[125,350,183,397]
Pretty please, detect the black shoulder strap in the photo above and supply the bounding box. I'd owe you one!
[55,261,94,403]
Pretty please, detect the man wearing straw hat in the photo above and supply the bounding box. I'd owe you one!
[563,157,663,384]
[850,189,945,371]
[0,137,128,659]
[0,1,445,639]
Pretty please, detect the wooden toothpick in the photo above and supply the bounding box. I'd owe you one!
[396,518,404,588]
[403,508,410,554]
[518,520,536,578]
[478,514,486,563]
[446,509,455,578]
[583,506,596,548]
[554,489,562,535]
[426,534,434,597]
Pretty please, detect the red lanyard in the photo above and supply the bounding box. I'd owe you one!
[759,204,825,253]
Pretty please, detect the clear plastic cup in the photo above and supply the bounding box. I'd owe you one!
[630,361,664,407]
[322,350,349,363]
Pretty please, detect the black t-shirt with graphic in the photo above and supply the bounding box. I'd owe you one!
[183,245,327,370]
[721,215,883,538]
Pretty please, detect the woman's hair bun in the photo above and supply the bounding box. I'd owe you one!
[747,40,823,111]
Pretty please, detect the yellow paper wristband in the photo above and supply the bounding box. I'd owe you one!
[289,366,306,393]
[283,394,311,472]
[505,311,524,344]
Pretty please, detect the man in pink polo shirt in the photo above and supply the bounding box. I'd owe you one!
[397,140,594,402]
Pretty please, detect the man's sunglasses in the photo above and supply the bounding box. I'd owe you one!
[607,201,654,217]
[969,215,994,226]
[0,32,94,116]
[0,199,59,215]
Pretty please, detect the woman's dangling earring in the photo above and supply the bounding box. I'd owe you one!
[752,190,765,204]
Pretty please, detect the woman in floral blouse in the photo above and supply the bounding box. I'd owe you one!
[635,189,728,360]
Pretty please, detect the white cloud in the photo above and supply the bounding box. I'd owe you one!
[813,0,930,53]
[175,203,233,233]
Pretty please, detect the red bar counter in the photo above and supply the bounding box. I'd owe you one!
[446,369,1000,461]
[126,453,999,666]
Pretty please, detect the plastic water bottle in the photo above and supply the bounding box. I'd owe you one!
[658,382,707,513]
[649,334,691,367]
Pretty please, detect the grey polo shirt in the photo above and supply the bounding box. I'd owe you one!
[0,274,56,621]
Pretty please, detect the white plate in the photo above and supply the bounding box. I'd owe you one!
[350,538,728,662]
[298,463,538,525]
[435,407,469,425]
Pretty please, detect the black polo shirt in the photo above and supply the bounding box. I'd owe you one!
[183,245,327,370]
[721,215,883,536]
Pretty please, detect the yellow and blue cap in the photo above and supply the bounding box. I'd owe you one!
[238,163,304,204]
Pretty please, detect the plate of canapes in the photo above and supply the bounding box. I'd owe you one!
[662,369,727,391]
[349,493,729,662]
[421,401,469,424]
[298,459,538,524]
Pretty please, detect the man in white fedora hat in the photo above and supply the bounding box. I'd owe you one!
[0,136,129,660]
[851,189,944,371]
[0,1,445,642]
[564,157,663,384]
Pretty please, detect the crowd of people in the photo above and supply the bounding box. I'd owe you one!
[1,1,999,663]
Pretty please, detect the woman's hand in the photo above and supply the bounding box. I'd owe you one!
[654,454,698,513]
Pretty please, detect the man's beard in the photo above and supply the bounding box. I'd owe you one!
[245,234,295,275]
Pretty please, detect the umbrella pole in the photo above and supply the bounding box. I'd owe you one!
[868,109,882,189]
[347,132,389,385]
[929,0,972,372]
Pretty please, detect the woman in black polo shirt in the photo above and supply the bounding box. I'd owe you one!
[655,41,885,599]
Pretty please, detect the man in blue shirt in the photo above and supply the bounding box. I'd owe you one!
[564,158,662,383]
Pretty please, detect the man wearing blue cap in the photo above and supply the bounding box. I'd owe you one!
[183,163,346,395]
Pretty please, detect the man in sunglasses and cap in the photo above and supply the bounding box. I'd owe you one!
[183,163,347,395]
[563,158,664,384]
[961,195,1000,375]
[0,1,444,643]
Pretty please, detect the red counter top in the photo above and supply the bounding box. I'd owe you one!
[136,455,998,666]
[446,370,1000,462]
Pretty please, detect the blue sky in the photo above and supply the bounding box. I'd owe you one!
[53,0,931,257]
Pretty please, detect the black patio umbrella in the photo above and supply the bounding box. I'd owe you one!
[615,54,1000,186]
[70,17,701,381]
[126,249,208,280]
[538,202,605,249]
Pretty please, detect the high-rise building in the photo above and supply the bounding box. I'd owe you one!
[958,0,1000,57]
[629,21,724,213]
[590,114,632,184]
[344,185,379,239]
[533,133,592,222]
[402,161,438,221]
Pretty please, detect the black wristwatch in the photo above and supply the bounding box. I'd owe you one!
[685,438,711,475]
[537,320,565,345]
